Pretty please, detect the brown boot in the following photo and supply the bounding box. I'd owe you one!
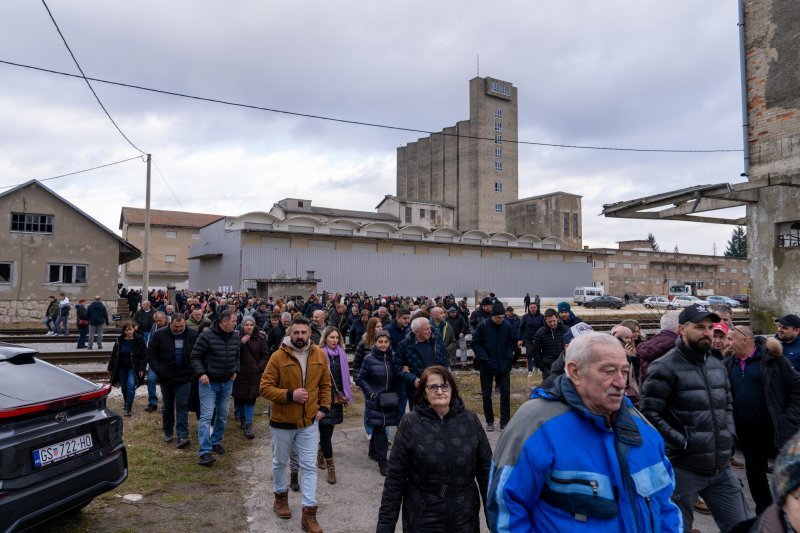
[301,505,323,533]
[325,457,336,484]
[273,491,291,519]
[317,446,325,470]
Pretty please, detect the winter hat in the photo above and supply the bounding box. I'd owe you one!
[480,296,493,306]
[773,429,800,504]
[447,307,458,313]
[491,302,506,317]
[557,302,571,313]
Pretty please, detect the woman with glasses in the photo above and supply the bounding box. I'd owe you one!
[377,366,492,533]
[356,331,399,475]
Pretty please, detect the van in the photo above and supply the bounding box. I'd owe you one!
[574,286,604,305]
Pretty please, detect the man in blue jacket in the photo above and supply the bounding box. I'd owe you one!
[487,332,682,532]
[472,301,516,432]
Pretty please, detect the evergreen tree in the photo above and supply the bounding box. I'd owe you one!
[647,232,659,251]
[724,226,747,257]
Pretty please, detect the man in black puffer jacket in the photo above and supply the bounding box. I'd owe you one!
[641,304,747,533]
[190,310,240,466]
[471,302,516,432]
[529,309,566,380]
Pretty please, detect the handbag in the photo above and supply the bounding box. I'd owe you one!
[78,319,89,327]
[378,392,399,408]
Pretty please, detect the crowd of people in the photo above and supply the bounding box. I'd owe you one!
[85,286,800,532]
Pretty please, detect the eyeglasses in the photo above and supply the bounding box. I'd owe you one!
[425,383,451,393]
[732,326,748,339]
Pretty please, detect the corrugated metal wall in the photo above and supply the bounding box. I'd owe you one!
[241,245,590,297]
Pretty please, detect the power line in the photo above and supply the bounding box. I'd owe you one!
[151,158,185,209]
[0,58,742,154]
[40,1,146,155]
[0,155,144,190]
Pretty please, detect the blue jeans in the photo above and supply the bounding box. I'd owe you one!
[271,423,320,506]
[56,315,69,335]
[45,317,57,333]
[118,367,136,409]
[161,381,190,440]
[147,367,158,407]
[197,380,233,456]
[143,331,152,346]
[77,329,88,348]
[243,404,255,424]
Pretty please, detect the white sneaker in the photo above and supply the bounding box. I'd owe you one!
[46,331,54,336]
[528,371,533,377]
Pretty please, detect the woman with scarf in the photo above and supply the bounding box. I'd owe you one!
[232,316,270,439]
[317,326,352,484]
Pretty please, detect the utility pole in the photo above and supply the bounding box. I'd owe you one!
[143,154,151,298]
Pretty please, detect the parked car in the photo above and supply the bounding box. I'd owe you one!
[0,342,128,532]
[670,295,710,308]
[730,294,750,308]
[584,295,626,309]
[705,295,742,308]
[643,296,674,309]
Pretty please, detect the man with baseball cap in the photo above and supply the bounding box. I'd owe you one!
[472,301,517,431]
[709,321,730,360]
[777,314,800,372]
[641,304,747,532]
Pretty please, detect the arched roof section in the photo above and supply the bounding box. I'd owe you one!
[227,211,279,230]
[542,236,564,249]
[361,222,399,235]
[432,227,462,238]
[282,215,323,227]
[398,225,429,235]
[322,218,362,230]
[490,232,517,243]
[461,230,490,243]
[517,234,543,243]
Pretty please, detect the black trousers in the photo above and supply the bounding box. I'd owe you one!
[319,424,335,459]
[370,425,389,463]
[480,371,511,427]
[736,419,775,514]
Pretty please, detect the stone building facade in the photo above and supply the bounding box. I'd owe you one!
[588,240,749,298]
[506,192,583,250]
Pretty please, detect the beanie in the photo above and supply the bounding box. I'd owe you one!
[491,301,506,317]
[480,296,493,306]
[557,302,571,313]
[773,429,800,504]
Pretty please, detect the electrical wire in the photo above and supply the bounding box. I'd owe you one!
[152,159,185,209]
[0,59,742,154]
[40,1,147,155]
[0,155,143,190]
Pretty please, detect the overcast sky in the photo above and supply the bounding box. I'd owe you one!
[0,1,747,254]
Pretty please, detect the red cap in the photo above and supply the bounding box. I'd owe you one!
[712,322,730,335]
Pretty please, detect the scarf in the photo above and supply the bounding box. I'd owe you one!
[323,344,352,402]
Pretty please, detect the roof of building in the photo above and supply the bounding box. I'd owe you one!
[506,191,583,204]
[119,207,225,230]
[1,180,141,263]
[278,204,399,222]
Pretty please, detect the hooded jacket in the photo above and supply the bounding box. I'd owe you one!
[471,318,516,374]
[637,330,679,382]
[640,337,735,475]
[487,375,682,532]
[259,338,331,429]
[723,336,800,448]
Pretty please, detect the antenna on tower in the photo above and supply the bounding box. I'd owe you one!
[477,54,480,77]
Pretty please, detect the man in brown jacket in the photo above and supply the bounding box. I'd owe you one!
[260,317,330,533]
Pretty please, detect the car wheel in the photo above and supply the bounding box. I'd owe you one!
[645,304,652,309]
[610,304,619,310]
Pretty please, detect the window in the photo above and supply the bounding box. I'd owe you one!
[404,206,412,223]
[495,182,503,193]
[573,213,579,238]
[494,108,502,119]
[297,201,304,208]
[731,268,738,274]
[563,213,569,237]
[11,212,53,233]
[608,262,616,268]
[719,267,727,273]
[494,134,502,144]
[165,255,177,263]
[495,147,503,158]
[494,121,502,132]
[639,264,647,269]
[0,262,11,283]
[623,251,632,256]
[192,232,200,240]
[430,210,437,221]
[47,263,87,284]
[165,230,177,239]
[490,81,511,96]
[495,160,503,172]
[654,264,662,270]
[419,209,425,219]
[778,222,800,248]
[623,263,632,269]
[495,203,504,214]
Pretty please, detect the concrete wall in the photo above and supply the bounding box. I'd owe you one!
[120,223,198,288]
[744,0,800,331]
[506,194,582,250]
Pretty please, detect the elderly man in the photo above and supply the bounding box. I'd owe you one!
[395,317,449,411]
[777,314,800,371]
[641,304,747,532]
[473,302,517,431]
[310,310,326,345]
[488,332,682,531]
[134,300,156,343]
[429,307,457,365]
[190,310,240,466]
[260,317,330,533]
[724,325,800,514]
[146,313,198,449]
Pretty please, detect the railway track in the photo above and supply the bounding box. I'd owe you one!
[37,352,111,364]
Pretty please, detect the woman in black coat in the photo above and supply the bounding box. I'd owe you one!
[356,331,400,475]
[377,366,492,533]
[232,316,269,439]
[107,321,147,417]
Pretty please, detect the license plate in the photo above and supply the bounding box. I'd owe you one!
[33,433,93,469]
